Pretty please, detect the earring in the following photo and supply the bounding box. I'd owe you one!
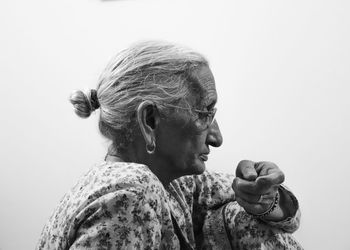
[146,140,155,154]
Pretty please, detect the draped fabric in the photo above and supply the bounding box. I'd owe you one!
[37,161,302,250]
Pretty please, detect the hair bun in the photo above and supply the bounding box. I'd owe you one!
[69,89,100,118]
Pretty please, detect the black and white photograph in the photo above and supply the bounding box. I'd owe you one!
[1,0,349,249]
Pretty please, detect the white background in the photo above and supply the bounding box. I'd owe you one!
[0,0,349,249]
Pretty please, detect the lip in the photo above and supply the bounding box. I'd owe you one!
[199,154,208,162]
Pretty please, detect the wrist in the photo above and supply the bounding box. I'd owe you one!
[262,188,285,221]
[248,191,280,220]
[263,185,297,222]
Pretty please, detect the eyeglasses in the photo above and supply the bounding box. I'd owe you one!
[159,103,217,130]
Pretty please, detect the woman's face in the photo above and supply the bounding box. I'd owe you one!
[155,65,223,178]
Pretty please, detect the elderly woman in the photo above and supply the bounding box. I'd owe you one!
[37,41,302,249]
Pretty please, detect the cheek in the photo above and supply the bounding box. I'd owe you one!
[180,134,207,164]
[181,119,206,138]
[157,117,207,157]
[166,133,204,163]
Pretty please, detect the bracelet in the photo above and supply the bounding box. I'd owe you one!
[250,191,280,219]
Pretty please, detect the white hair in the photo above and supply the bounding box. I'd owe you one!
[70,40,208,151]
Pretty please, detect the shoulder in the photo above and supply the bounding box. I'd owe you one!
[65,161,168,215]
[37,161,168,249]
[78,161,166,198]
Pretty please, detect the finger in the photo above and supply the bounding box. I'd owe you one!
[236,197,271,215]
[235,189,276,206]
[233,177,278,203]
[233,176,280,195]
[232,181,261,203]
[236,160,258,181]
[256,170,285,188]
[257,192,277,205]
[255,161,278,177]
[255,177,280,195]
[233,177,261,194]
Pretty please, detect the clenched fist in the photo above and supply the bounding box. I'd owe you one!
[232,160,285,217]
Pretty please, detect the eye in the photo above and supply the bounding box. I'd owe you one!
[206,105,216,115]
[206,100,217,111]
[197,112,209,120]
[197,109,215,122]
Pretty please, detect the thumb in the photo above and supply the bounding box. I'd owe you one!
[236,160,258,181]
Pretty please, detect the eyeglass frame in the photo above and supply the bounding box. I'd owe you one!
[157,103,217,129]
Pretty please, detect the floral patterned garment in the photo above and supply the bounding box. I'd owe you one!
[37,161,303,250]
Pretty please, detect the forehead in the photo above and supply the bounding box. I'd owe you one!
[188,65,217,107]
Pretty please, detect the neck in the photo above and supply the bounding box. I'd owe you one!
[146,156,185,187]
[106,144,137,163]
[105,153,175,186]
[106,143,178,187]
[148,164,175,187]
[105,154,124,162]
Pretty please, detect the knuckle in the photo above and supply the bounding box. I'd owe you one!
[237,160,254,169]
[238,159,249,166]
[262,161,278,170]
[257,177,270,187]
[265,161,275,166]
[237,160,257,178]
[235,197,244,206]
[232,178,239,191]
[279,171,285,183]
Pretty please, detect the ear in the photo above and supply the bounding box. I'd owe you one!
[137,100,159,149]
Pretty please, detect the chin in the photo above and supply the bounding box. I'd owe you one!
[176,159,206,177]
[188,161,206,175]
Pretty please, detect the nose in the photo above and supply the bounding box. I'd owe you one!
[206,120,223,147]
